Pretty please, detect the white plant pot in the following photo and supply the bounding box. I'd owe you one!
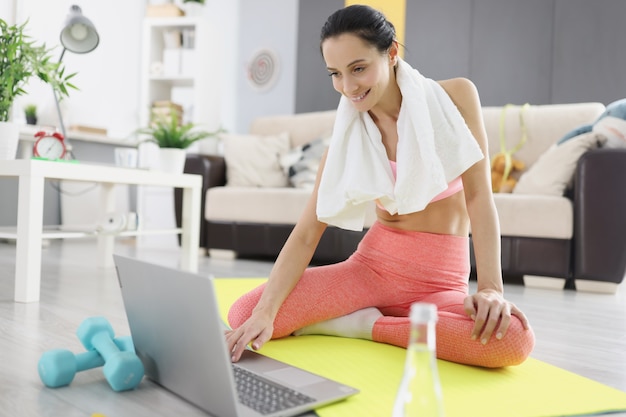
[0,121,20,160]
[158,148,187,174]
[182,2,204,16]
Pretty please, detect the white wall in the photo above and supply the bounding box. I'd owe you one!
[204,1,240,133]
[0,0,17,24]
[235,0,298,132]
[13,1,144,138]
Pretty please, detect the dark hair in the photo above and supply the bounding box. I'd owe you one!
[320,5,396,54]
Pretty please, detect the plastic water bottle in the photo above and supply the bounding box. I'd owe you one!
[392,303,444,417]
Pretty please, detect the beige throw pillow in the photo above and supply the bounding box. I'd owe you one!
[513,132,606,196]
[223,132,290,187]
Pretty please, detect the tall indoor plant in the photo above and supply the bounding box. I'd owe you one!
[138,108,223,173]
[0,19,76,159]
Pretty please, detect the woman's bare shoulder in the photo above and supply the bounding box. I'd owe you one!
[437,78,480,108]
[438,77,480,115]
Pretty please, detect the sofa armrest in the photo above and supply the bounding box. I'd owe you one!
[184,153,227,188]
[175,154,227,248]
[573,148,626,283]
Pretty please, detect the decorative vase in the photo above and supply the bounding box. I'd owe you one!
[26,115,37,125]
[0,121,21,160]
[157,148,187,173]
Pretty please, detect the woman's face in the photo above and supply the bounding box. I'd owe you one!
[322,33,396,112]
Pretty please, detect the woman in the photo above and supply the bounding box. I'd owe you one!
[226,5,534,368]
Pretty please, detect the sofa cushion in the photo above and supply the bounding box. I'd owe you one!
[222,132,290,187]
[492,193,573,239]
[207,187,570,239]
[249,110,336,148]
[206,187,310,224]
[482,103,605,168]
[513,132,606,196]
[205,186,377,228]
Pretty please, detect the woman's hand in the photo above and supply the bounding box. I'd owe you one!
[225,310,275,362]
[463,289,530,344]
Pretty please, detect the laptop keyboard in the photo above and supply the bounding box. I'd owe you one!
[233,365,316,415]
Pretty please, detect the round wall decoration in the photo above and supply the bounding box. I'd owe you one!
[247,49,279,92]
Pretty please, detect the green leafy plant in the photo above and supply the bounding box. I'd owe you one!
[24,103,37,118]
[0,19,76,122]
[138,108,223,149]
[183,0,205,4]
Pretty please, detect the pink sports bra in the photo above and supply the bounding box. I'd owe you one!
[376,160,464,212]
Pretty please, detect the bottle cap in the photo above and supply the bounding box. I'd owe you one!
[410,302,438,323]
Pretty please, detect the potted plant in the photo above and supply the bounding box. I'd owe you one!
[182,0,205,16]
[137,107,223,173]
[0,19,76,159]
[24,104,37,125]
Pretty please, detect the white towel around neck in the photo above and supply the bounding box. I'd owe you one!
[316,58,484,231]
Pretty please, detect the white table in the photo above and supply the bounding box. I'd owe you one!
[0,159,202,303]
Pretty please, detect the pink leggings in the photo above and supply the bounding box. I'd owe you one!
[228,222,535,368]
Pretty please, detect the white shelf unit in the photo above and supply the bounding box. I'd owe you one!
[139,16,210,128]
[138,17,209,245]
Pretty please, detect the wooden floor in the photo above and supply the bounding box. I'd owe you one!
[1,236,625,417]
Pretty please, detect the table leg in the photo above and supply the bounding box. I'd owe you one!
[14,174,45,303]
[97,183,116,268]
[179,184,200,272]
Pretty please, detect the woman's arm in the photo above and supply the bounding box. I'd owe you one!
[441,78,530,343]
[226,151,329,361]
[443,78,503,292]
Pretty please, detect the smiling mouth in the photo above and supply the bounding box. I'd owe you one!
[350,89,370,102]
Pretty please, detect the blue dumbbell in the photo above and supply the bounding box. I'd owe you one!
[38,336,135,388]
[76,317,144,392]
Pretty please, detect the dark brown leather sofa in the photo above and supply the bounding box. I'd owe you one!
[176,148,626,291]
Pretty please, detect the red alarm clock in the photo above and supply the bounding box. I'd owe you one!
[33,131,67,160]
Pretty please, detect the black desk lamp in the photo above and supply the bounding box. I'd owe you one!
[53,4,99,141]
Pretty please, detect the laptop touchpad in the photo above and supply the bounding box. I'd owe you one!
[265,367,326,388]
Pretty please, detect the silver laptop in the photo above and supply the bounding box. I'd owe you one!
[113,255,359,417]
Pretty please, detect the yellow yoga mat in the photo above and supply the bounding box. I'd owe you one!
[215,278,626,417]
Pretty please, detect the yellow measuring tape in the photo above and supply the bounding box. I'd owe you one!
[493,103,529,192]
